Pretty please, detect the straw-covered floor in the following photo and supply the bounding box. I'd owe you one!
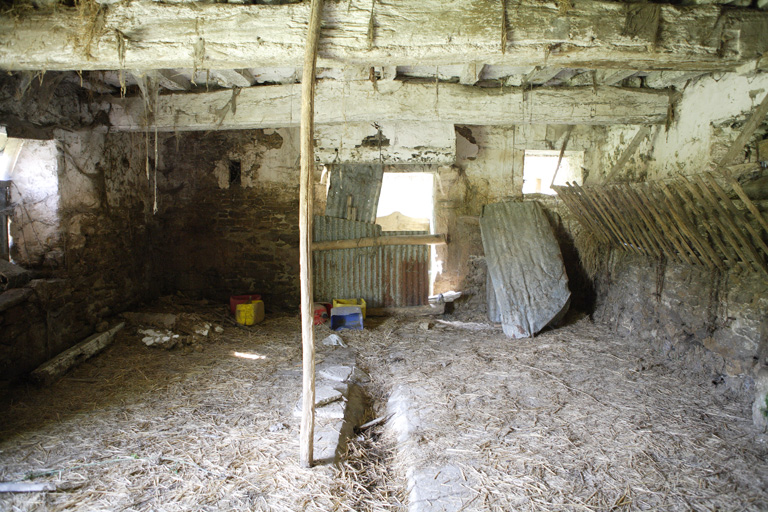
[347,315,768,511]
[0,305,404,512]
[1,304,767,511]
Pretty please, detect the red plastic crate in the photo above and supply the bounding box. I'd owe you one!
[229,294,262,315]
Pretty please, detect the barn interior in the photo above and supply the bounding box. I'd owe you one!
[1,0,768,509]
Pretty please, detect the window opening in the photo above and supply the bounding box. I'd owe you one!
[522,150,584,195]
[375,171,437,295]
[0,135,59,266]
[228,160,241,187]
[375,172,434,232]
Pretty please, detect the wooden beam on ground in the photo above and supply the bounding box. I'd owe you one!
[299,0,323,469]
[2,0,765,72]
[601,126,652,184]
[108,83,670,131]
[0,482,57,493]
[312,233,446,252]
[367,304,446,317]
[31,323,125,385]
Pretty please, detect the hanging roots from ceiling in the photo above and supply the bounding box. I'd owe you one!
[73,0,106,59]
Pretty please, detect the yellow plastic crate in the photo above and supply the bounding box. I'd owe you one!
[236,300,265,326]
[333,298,366,319]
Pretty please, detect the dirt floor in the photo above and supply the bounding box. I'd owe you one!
[1,302,767,511]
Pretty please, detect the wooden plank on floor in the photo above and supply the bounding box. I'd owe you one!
[31,323,125,385]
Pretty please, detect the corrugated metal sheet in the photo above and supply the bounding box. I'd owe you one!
[313,215,429,307]
[325,164,383,223]
[480,201,570,338]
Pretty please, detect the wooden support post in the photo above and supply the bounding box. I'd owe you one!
[0,181,10,261]
[549,126,573,190]
[713,91,768,239]
[601,125,652,184]
[299,0,323,469]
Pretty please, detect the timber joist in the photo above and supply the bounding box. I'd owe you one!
[554,174,768,277]
[0,0,766,72]
[107,82,670,131]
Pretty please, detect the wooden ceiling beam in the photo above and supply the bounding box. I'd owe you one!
[107,81,669,131]
[1,0,766,72]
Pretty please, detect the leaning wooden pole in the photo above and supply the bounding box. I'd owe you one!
[299,0,323,469]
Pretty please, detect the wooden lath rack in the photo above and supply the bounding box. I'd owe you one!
[553,173,768,276]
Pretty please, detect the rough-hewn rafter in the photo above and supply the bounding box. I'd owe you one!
[107,81,670,131]
[1,0,766,72]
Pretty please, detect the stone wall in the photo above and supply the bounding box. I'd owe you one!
[594,251,767,388]
[583,71,768,427]
[0,131,154,384]
[153,128,303,311]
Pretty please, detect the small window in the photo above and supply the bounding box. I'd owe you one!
[522,150,584,195]
[375,172,434,232]
[228,160,241,187]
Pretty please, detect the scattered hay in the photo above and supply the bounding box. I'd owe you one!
[573,228,610,279]
[351,315,768,511]
[2,306,767,511]
[0,305,402,511]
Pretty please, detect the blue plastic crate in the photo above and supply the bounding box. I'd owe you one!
[330,306,364,331]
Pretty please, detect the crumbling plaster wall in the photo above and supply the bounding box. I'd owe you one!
[0,131,154,384]
[648,72,768,179]
[8,139,61,267]
[434,124,609,313]
[153,128,306,311]
[576,72,768,185]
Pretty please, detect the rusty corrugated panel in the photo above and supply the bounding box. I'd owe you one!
[313,216,429,307]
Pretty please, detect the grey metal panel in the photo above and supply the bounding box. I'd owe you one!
[313,216,429,307]
[480,201,570,338]
[487,270,501,323]
[324,164,384,223]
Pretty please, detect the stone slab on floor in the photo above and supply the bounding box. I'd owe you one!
[293,339,370,464]
[408,466,474,512]
[387,383,474,512]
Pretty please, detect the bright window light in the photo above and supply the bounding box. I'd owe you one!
[375,172,434,231]
[522,150,584,195]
